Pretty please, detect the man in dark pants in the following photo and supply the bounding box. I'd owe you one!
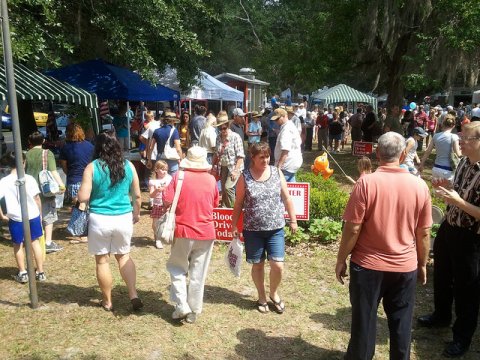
[336,132,432,360]
[418,121,480,358]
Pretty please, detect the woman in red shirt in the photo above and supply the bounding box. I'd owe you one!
[426,109,437,148]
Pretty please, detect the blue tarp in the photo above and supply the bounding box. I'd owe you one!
[45,59,180,101]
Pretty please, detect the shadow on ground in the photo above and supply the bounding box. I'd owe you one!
[203,285,253,310]
[234,328,344,359]
[310,306,389,345]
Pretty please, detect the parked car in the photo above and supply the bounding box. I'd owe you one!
[1,112,12,130]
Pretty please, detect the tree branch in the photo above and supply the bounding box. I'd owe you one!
[238,0,262,46]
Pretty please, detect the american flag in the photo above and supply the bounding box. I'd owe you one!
[99,100,109,117]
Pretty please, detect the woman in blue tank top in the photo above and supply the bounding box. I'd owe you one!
[232,142,297,314]
[78,130,143,312]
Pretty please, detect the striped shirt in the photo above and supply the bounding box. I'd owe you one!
[446,157,480,234]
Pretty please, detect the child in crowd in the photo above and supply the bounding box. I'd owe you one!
[402,127,427,176]
[0,152,46,283]
[149,160,172,249]
[346,156,372,184]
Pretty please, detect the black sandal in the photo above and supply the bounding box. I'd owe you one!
[269,296,285,314]
[256,301,269,314]
[131,297,144,311]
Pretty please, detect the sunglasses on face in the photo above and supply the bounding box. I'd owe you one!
[458,135,480,142]
[220,126,228,130]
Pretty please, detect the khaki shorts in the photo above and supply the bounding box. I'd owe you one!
[87,212,133,255]
[41,196,58,225]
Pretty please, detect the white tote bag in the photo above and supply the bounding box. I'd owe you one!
[162,127,180,160]
[224,236,244,277]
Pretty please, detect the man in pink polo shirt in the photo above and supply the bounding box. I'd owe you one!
[335,132,432,360]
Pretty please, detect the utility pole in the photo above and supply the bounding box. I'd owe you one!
[1,0,39,308]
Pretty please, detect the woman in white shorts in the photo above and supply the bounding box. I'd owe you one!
[78,130,143,312]
[419,115,461,182]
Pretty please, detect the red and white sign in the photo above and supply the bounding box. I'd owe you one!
[214,208,243,241]
[286,182,310,220]
[214,182,310,241]
[353,141,374,156]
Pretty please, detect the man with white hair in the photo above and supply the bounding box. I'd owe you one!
[336,132,432,359]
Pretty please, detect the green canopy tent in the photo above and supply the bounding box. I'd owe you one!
[0,63,99,133]
[311,84,377,111]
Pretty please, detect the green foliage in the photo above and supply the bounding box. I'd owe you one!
[4,0,222,88]
[431,223,440,239]
[296,171,349,226]
[308,217,343,244]
[284,226,309,245]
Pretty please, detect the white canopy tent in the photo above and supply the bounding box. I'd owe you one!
[158,67,244,110]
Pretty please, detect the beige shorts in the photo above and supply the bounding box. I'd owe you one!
[88,212,133,255]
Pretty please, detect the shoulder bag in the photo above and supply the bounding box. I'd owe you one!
[67,201,89,237]
[38,150,59,197]
[156,170,184,244]
[162,127,180,160]
[450,134,460,170]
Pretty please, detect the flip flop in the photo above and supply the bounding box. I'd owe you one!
[99,301,113,312]
[256,301,269,314]
[269,296,285,314]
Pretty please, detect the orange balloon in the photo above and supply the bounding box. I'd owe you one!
[311,152,334,179]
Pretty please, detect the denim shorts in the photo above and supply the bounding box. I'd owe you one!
[243,228,285,264]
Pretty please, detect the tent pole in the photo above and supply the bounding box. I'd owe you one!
[1,0,39,308]
[189,100,191,115]
[126,101,130,151]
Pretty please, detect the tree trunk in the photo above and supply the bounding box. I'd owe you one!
[385,33,413,113]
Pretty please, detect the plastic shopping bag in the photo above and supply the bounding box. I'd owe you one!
[224,236,243,277]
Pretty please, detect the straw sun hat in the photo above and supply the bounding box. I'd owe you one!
[180,146,212,170]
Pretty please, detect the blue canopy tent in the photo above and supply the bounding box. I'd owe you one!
[45,59,179,102]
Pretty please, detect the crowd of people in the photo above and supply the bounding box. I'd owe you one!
[1,98,480,358]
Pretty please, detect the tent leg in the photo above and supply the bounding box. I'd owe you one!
[126,101,130,151]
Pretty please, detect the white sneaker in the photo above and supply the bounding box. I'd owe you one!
[155,240,163,249]
[172,306,190,320]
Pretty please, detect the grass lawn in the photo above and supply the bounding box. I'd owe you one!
[0,144,478,359]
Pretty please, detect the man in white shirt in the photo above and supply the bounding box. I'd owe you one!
[286,106,302,135]
[295,102,307,120]
[271,108,303,182]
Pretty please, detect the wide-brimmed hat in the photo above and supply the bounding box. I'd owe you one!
[285,106,295,114]
[180,146,211,170]
[251,111,263,118]
[163,111,180,123]
[271,108,288,121]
